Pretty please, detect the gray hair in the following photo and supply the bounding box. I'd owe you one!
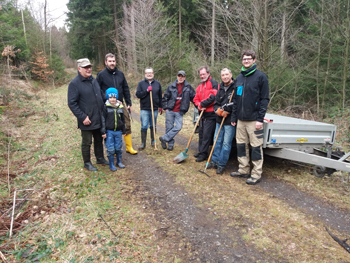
[145,67,154,73]
[198,66,210,74]
[221,68,232,74]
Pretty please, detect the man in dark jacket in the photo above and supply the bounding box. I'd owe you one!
[67,58,109,171]
[230,50,269,185]
[193,66,218,162]
[96,53,138,155]
[159,70,195,151]
[207,68,236,174]
[135,67,163,149]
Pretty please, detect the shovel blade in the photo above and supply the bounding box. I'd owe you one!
[173,152,189,164]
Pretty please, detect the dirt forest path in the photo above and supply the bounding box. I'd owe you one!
[2,82,350,262]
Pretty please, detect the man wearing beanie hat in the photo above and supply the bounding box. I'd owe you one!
[68,58,109,171]
[101,88,126,171]
[159,70,195,151]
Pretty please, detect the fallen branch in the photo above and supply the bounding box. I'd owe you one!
[325,226,350,253]
[98,214,120,238]
[0,250,7,262]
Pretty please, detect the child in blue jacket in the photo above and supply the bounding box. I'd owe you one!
[101,88,126,171]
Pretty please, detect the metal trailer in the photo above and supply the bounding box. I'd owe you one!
[262,113,350,177]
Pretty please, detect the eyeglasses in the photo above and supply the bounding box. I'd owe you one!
[242,58,253,61]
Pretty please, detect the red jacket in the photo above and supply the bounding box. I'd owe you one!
[193,76,218,113]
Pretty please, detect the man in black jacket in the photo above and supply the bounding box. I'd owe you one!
[208,68,236,174]
[67,58,109,171]
[96,53,138,155]
[135,67,163,149]
[159,70,195,151]
[230,50,269,185]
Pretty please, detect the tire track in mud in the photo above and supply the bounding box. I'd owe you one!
[124,152,275,262]
[130,111,350,235]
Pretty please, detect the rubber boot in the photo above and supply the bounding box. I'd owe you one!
[124,134,138,154]
[116,153,125,169]
[108,155,117,171]
[139,130,147,150]
[150,128,155,147]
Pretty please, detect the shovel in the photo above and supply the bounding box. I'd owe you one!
[173,110,204,163]
[149,90,157,150]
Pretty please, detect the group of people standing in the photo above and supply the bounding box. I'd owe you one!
[68,50,269,185]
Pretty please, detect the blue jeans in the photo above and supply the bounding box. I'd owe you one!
[105,130,123,157]
[140,110,158,131]
[211,123,236,168]
[162,111,183,147]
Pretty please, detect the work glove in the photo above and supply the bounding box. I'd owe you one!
[215,108,224,116]
[158,108,163,115]
[222,111,229,118]
[147,86,152,92]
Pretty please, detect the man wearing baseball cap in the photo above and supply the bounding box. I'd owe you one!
[159,70,195,151]
[67,58,109,171]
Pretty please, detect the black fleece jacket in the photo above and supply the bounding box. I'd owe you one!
[96,67,132,106]
[231,69,269,123]
[135,78,163,110]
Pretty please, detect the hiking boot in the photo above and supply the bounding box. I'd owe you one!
[193,153,200,158]
[246,177,261,185]
[167,146,173,151]
[159,136,167,149]
[84,162,98,171]
[230,171,250,178]
[196,155,207,162]
[96,158,109,165]
[216,166,225,174]
[207,162,217,169]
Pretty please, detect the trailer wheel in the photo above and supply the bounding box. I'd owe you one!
[313,165,326,178]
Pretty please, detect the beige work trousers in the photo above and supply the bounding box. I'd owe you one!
[236,120,264,179]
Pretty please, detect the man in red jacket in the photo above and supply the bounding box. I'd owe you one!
[193,66,218,162]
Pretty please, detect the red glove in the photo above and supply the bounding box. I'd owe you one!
[158,108,163,115]
[222,111,229,118]
[147,86,152,92]
[215,108,224,116]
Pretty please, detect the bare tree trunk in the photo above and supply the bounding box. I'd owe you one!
[179,0,181,46]
[131,3,137,73]
[280,8,286,63]
[44,0,47,55]
[342,0,350,109]
[260,0,269,73]
[21,10,27,46]
[123,5,133,73]
[316,1,324,114]
[113,0,122,67]
[252,0,259,51]
[322,42,332,117]
[211,0,215,67]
